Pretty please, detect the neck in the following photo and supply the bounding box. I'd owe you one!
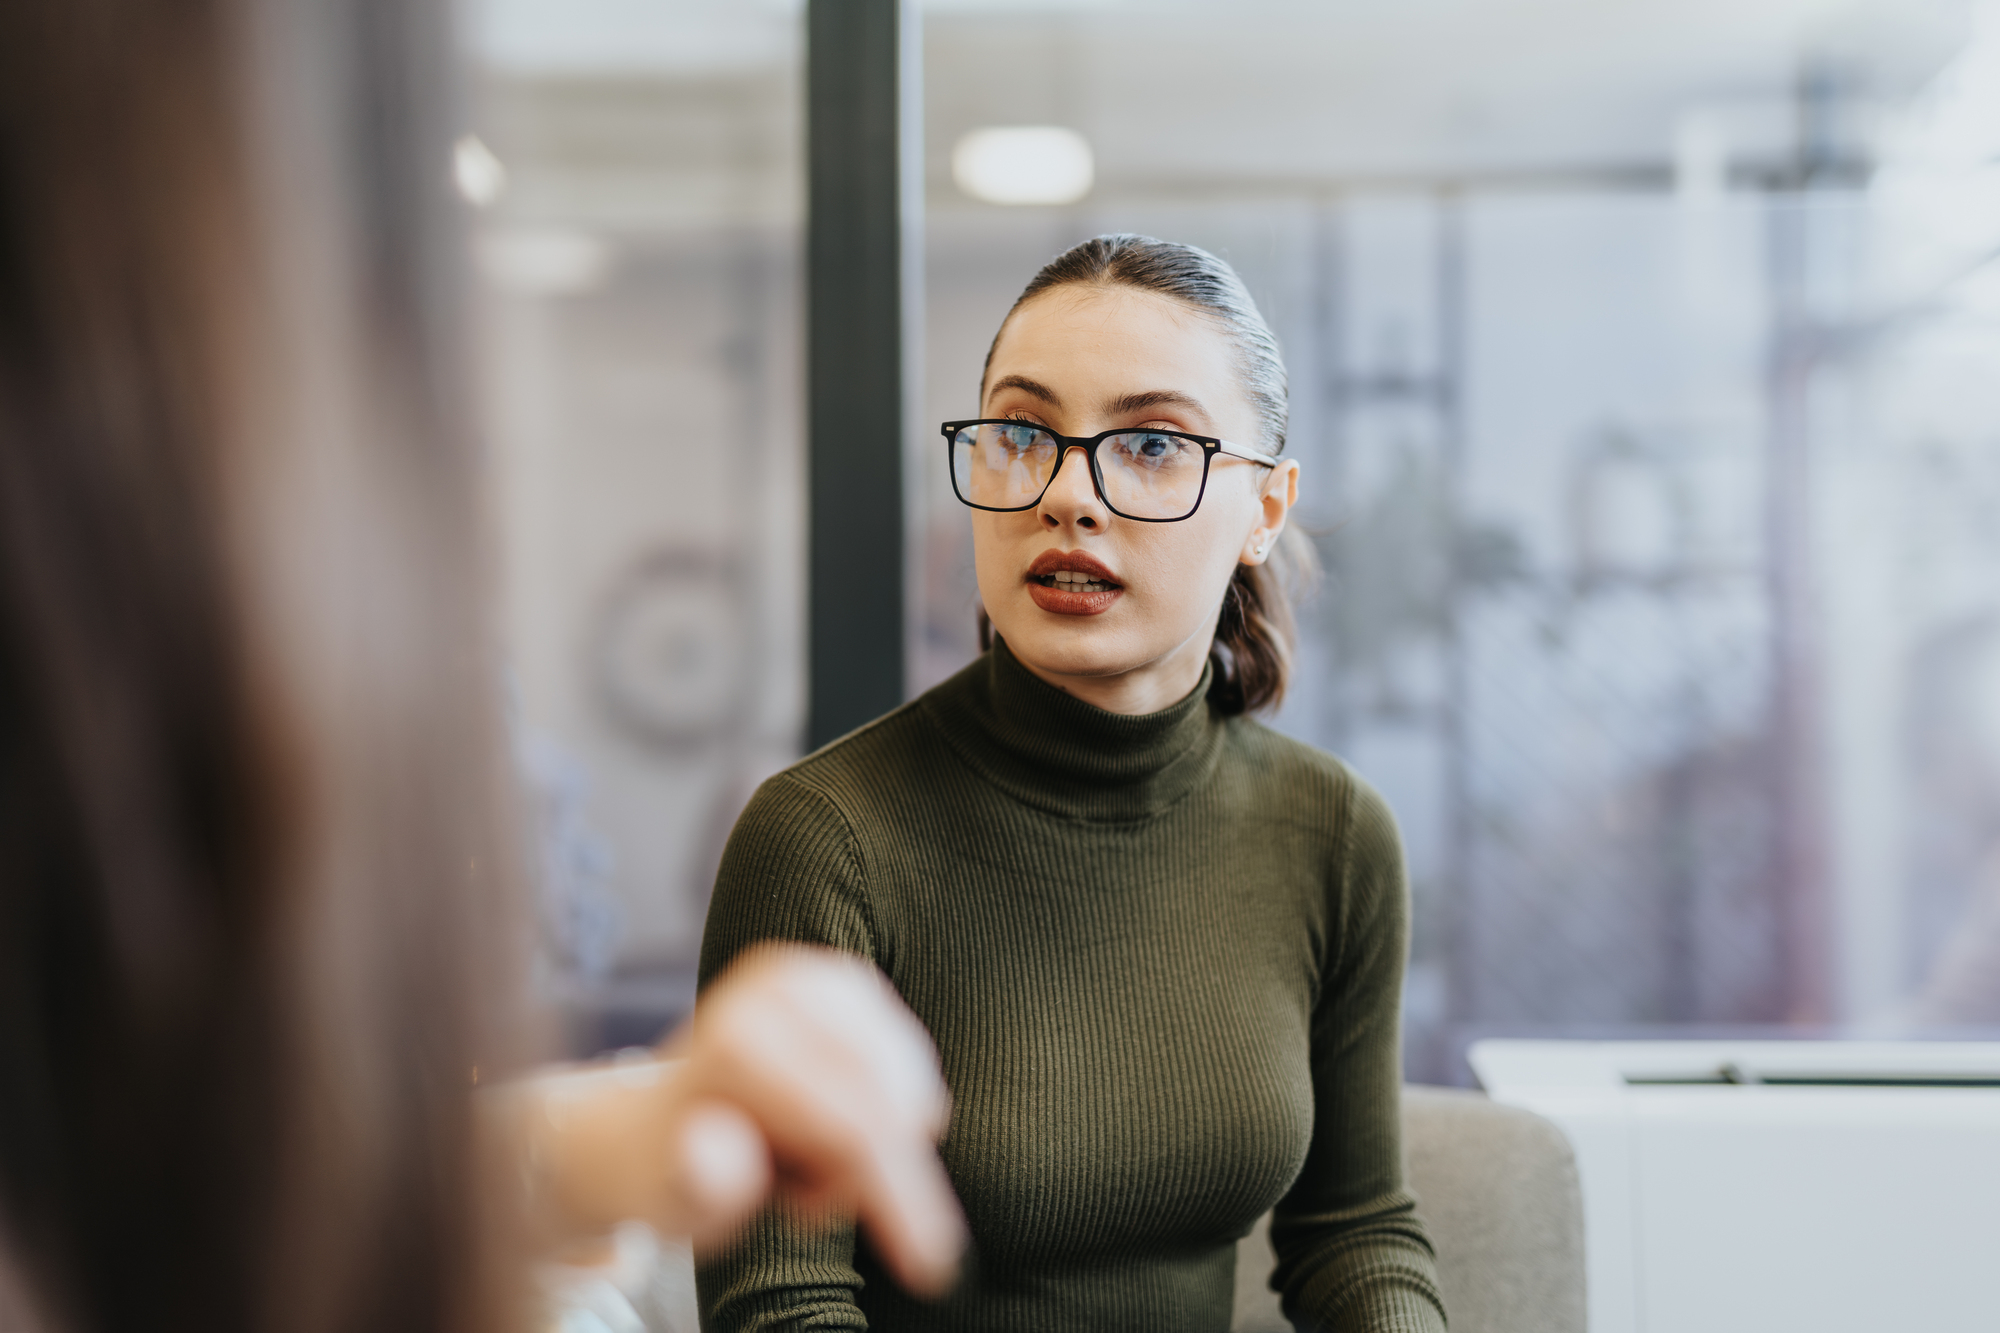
[1008,627,1214,716]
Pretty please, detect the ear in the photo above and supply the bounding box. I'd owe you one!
[1239,458,1300,566]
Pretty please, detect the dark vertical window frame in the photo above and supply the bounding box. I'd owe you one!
[805,0,922,751]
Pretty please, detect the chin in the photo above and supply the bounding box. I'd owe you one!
[998,614,1147,680]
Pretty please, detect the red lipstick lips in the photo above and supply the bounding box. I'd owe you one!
[1025,549,1123,616]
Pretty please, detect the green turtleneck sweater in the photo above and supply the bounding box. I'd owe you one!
[696,644,1446,1333]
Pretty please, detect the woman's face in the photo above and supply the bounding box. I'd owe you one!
[972,283,1298,715]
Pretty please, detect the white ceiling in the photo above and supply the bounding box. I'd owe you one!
[470,0,1972,188]
[924,0,1970,188]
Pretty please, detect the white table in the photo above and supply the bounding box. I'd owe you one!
[1470,1039,2000,1333]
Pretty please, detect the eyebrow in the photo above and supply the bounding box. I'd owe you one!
[983,379,1213,427]
[987,374,1063,408]
[1105,389,1210,421]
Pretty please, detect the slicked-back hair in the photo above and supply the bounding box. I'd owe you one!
[979,234,1308,715]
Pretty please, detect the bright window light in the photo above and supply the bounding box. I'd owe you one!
[454,134,508,208]
[951,126,1094,206]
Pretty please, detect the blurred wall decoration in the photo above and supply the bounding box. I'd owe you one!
[469,0,2000,1075]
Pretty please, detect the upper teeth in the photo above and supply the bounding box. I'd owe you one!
[1053,570,1098,584]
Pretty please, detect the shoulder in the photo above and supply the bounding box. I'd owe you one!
[704,716,936,984]
[1218,716,1400,858]
[706,698,965,983]
[749,695,951,829]
[724,683,980,883]
[718,701,941,878]
[1221,722,1409,979]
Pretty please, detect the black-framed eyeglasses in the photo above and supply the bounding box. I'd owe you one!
[941,420,1280,523]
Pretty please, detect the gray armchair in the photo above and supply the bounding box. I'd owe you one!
[1232,1086,1586,1333]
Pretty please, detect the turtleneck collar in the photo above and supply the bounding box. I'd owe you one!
[919,638,1227,822]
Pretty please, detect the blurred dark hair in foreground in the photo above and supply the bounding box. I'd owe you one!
[0,0,528,1330]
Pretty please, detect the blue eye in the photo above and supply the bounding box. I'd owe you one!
[1112,431,1193,468]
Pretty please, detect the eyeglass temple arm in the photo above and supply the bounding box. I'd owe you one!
[1217,440,1281,468]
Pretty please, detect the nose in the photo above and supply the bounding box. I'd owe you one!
[1037,443,1107,532]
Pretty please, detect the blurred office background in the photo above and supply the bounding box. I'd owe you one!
[466,0,2000,1079]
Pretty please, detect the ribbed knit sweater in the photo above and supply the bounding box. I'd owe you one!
[696,643,1447,1333]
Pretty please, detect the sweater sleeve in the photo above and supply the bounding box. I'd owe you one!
[695,772,874,1332]
[1269,776,1449,1333]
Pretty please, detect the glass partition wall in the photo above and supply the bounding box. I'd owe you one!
[918,0,2000,1081]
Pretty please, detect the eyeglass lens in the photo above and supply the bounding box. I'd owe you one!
[950,423,1208,519]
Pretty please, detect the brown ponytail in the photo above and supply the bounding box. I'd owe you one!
[1207,526,1315,715]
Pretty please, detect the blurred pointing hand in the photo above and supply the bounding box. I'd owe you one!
[516,945,966,1298]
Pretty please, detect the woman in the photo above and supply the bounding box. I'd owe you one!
[699,236,1447,1331]
[0,0,959,1329]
